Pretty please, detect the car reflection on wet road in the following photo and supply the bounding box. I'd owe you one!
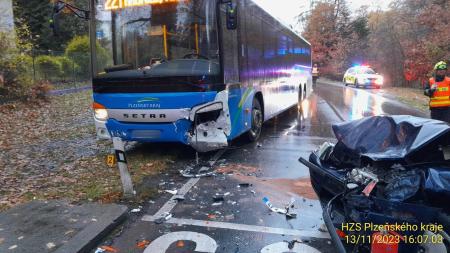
[99,80,427,253]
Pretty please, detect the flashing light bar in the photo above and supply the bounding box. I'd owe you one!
[105,0,180,10]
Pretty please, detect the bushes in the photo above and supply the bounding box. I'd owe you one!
[0,32,33,97]
[65,35,109,78]
[35,55,62,80]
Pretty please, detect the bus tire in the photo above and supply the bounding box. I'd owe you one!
[298,85,304,111]
[246,98,263,142]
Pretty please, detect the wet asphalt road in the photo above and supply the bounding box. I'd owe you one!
[97,80,428,253]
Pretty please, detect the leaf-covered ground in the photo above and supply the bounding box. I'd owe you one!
[0,91,173,211]
[383,87,429,113]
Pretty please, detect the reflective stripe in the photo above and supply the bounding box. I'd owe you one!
[430,100,450,107]
[429,77,450,108]
[431,96,450,101]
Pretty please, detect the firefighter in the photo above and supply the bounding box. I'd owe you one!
[424,61,450,123]
[312,63,319,86]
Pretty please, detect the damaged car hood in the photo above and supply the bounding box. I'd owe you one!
[332,115,450,164]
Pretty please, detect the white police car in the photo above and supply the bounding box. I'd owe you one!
[343,66,384,89]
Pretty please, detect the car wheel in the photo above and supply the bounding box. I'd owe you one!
[355,79,359,88]
[343,79,348,86]
[246,98,263,142]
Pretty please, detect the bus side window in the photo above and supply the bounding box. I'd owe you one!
[220,1,239,84]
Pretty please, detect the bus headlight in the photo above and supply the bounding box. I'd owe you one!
[95,109,108,121]
[93,102,108,121]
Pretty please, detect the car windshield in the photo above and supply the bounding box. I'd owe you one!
[359,68,376,74]
[93,0,220,78]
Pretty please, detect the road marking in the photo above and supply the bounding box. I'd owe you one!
[144,231,217,253]
[261,242,321,253]
[141,217,331,239]
[147,149,227,219]
[324,100,345,122]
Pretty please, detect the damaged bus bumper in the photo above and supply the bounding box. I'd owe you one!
[187,91,232,152]
[100,91,232,152]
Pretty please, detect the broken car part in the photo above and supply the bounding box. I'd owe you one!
[263,197,297,218]
[300,116,450,253]
[180,163,216,178]
[154,212,173,224]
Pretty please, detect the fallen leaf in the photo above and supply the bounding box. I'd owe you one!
[100,245,118,252]
[136,240,150,249]
[176,240,185,248]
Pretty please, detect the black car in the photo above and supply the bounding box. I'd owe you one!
[300,116,450,253]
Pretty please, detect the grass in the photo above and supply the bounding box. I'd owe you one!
[0,90,176,210]
[382,87,429,112]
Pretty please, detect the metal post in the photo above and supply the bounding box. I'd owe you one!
[112,137,135,198]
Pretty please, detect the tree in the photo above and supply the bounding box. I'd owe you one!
[13,0,88,51]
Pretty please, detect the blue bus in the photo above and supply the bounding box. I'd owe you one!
[91,0,312,152]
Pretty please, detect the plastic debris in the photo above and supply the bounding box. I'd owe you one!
[96,246,118,253]
[165,189,178,195]
[173,195,185,201]
[225,214,235,220]
[131,206,142,213]
[136,240,151,249]
[180,163,215,178]
[284,239,302,250]
[46,242,56,249]
[263,197,297,218]
[250,190,256,196]
[213,196,225,202]
[154,212,173,224]
[212,202,223,206]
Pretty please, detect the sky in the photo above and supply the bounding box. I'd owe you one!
[253,0,393,32]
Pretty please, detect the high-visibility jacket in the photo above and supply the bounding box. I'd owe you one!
[312,67,319,77]
[429,77,450,108]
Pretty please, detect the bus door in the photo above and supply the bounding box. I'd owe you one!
[219,0,244,139]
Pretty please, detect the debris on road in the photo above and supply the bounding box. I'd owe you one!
[238,183,251,188]
[165,189,178,195]
[46,242,56,249]
[130,206,142,213]
[180,163,216,178]
[213,196,225,202]
[285,239,302,250]
[136,240,151,249]
[173,195,185,201]
[95,246,118,253]
[263,197,297,218]
[154,212,173,224]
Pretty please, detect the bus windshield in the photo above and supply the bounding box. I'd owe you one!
[94,0,220,79]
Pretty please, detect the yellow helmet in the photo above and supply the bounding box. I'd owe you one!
[434,61,447,70]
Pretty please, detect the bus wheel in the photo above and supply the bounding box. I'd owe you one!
[298,86,304,111]
[247,98,263,142]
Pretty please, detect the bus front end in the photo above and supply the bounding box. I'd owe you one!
[92,0,231,152]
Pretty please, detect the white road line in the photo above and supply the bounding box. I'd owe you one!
[147,149,227,219]
[152,178,200,218]
[141,216,331,239]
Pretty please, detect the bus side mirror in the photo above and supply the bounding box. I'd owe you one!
[226,3,237,30]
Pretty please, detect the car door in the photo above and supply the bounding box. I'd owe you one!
[346,68,355,84]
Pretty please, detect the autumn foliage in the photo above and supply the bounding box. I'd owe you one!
[302,0,450,87]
